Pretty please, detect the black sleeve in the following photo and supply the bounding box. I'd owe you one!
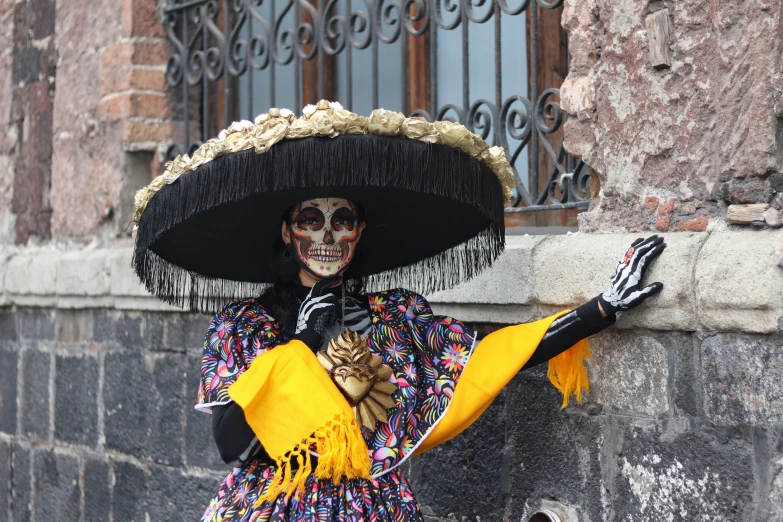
[212,402,273,465]
[521,297,615,370]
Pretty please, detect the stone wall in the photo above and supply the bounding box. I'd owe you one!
[560,0,783,233]
[1,232,782,520]
[1,0,783,520]
[0,305,232,521]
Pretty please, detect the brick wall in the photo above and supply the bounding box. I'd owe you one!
[0,0,56,245]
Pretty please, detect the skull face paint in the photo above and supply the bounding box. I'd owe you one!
[289,198,363,278]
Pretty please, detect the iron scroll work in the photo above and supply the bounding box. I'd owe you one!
[162,0,590,213]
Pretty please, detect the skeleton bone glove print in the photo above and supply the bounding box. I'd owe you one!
[598,235,666,316]
[294,277,341,351]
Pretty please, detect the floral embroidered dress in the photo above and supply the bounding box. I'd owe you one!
[197,288,476,521]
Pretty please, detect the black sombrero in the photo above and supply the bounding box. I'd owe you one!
[132,101,515,312]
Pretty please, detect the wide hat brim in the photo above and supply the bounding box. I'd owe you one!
[134,134,506,312]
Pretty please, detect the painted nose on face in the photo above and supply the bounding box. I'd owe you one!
[323,229,335,245]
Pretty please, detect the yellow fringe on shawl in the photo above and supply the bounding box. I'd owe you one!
[547,336,591,408]
[227,340,371,505]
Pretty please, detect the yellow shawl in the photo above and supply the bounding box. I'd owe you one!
[228,312,589,503]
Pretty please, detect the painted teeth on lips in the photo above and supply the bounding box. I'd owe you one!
[308,247,341,262]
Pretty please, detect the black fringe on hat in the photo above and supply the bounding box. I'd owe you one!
[133,134,505,313]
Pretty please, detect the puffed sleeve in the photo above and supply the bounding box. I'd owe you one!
[195,298,284,412]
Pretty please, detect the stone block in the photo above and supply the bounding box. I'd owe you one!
[695,230,783,333]
[770,466,783,521]
[4,248,58,297]
[163,312,209,353]
[671,334,701,418]
[429,236,542,306]
[429,303,536,325]
[0,308,17,341]
[11,443,32,522]
[148,466,220,521]
[701,333,783,426]
[143,311,167,351]
[55,308,93,345]
[586,331,670,417]
[534,233,703,331]
[111,459,148,521]
[21,349,51,440]
[614,424,754,520]
[33,450,81,521]
[0,252,9,306]
[54,354,99,446]
[560,76,594,121]
[109,247,150,297]
[0,440,9,518]
[84,458,111,522]
[185,352,229,470]
[56,249,110,296]
[93,310,143,350]
[104,352,186,466]
[0,345,18,435]
[16,308,55,340]
[409,387,509,520]
[506,379,604,522]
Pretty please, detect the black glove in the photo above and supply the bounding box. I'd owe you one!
[294,277,341,351]
[597,235,665,316]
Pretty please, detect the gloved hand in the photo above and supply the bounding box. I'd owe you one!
[294,277,341,351]
[597,235,665,316]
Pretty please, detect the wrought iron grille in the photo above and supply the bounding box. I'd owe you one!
[162,0,590,214]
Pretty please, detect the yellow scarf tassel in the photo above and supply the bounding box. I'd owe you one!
[547,337,591,408]
[254,411,370,505]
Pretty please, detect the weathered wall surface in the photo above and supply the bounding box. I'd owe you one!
[1,233,782,521]
[0,307,227,521]
[1,0,783,520]
[561,0,783,233]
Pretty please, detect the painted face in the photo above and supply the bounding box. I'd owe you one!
[289,198,362,277]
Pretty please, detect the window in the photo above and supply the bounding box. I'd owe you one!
[163,0,590,229]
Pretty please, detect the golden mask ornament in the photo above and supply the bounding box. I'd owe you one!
[316,329,398,430]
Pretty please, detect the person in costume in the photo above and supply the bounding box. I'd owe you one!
[131,101,665,521]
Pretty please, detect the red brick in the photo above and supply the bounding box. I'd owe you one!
[26,80,52,115]
[677,216,709,232]
[644,196,659,214]
[99,92,168,121]
[122,0,165,38]
[122,119,171,143]
[655,216,671,232]
[101,40,168,69]
[657,199,676,216]
[129,68,167,91]
[130,40,169,66]
[100,67,166,96]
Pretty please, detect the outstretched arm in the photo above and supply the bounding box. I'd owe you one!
[522,297,614,369]
[477,235,666,370]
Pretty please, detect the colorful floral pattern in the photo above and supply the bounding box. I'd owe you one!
[197,289,476,521]
[203,465,421,522]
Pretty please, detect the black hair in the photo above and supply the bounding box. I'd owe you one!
[259,201,365,335]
